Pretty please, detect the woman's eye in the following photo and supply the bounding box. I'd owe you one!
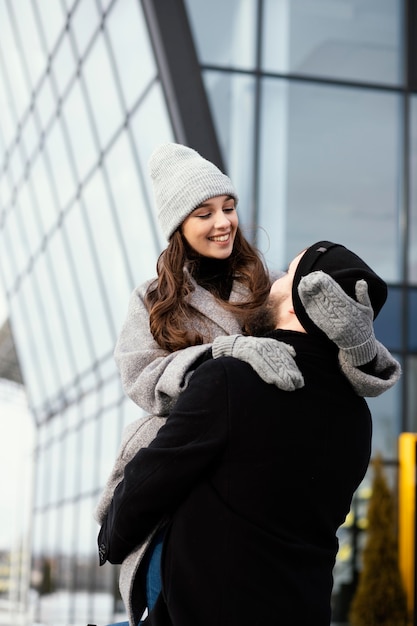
[197,213,211,219]
[224,206,235,213]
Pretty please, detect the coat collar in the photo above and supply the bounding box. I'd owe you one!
[184,271,248,335]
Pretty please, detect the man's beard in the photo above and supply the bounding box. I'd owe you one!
[244,294,282,337]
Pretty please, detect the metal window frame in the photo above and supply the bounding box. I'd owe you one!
[140,0,225,170]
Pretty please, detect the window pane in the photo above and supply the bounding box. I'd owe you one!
[104,131,161,286]
[10,1,45,87]
[82,35,124,148]
[82,167,132,327]
[408,356,417,432]
[410,288,417,351]
[373,286,402,353]
[62,201,113,358]
[3,205,29,278]
[203,71,256,228]
[368,377,402,458]
[0,8,30,122]
[410,96,417,284]
[43,120,77,209]
[35,1,65,53]
[51,33,76,97]
[106,0,156,110]
[262,0,404,87]
[21,111,39,161]
[129,82,174,249]
[259,79,401,280]
[35,78,56,131]
[61,79,98,181]
[47,228,95,376]
[29,153,60,234]
[185,0,257,69]
[71,0,100,57]
[10,285,52,409]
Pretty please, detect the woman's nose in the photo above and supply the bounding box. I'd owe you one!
[214,210,230,228]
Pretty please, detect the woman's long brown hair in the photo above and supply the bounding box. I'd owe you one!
[145,228,271,352]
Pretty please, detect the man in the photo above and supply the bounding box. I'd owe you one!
[98,241,398,626]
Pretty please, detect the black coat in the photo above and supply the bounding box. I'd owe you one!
[99,331,372,626]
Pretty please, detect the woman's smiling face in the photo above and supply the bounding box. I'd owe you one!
[181,195,238,259]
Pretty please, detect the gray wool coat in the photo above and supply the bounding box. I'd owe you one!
[96,271,401,625]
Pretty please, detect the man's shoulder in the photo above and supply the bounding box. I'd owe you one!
[193,355,258,384]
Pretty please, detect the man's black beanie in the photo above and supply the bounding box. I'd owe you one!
[292,241,388,336]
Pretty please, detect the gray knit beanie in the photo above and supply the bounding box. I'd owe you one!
[149,143,238,240]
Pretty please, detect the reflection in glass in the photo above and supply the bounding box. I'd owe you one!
[262,0,403,87]
[260,78,400,280]
[185,0,257,69]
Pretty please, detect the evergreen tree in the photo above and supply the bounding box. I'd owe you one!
[349,456,408,626]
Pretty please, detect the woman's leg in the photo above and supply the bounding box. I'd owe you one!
[144,528,165,611]
[105,529,166,626]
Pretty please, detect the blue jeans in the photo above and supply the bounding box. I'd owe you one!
[105,529,165,626]
[142,528,164,611]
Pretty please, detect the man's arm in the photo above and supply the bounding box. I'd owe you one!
[98,358,230,565]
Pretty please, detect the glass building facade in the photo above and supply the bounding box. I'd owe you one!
[0,0,415,623]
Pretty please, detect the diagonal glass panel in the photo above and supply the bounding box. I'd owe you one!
[105,0,157,110]
[81,35,124,149]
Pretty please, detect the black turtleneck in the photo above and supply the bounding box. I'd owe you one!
[190,256,234,301]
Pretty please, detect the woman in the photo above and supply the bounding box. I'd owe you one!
[98,143,400,626]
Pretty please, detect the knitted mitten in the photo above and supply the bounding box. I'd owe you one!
[298,271,376,366]
[212,335,304,391]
